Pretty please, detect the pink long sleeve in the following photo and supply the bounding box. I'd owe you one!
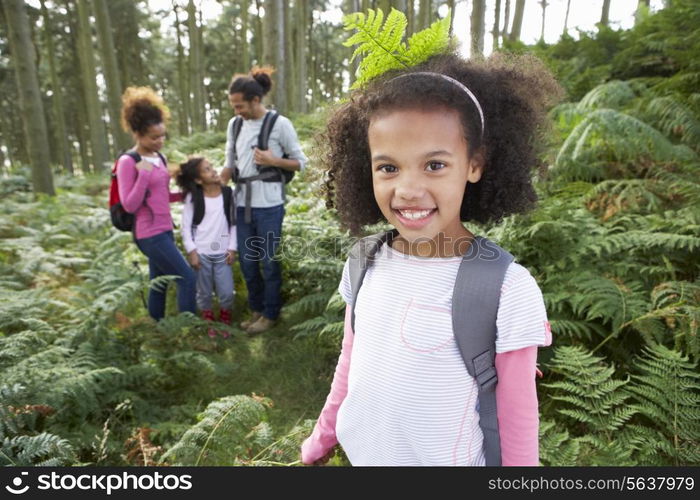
[116,157,152,214]
[495,346,540,466]
[301,305,354,465]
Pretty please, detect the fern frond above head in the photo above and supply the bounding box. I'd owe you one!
[343,8,453,89]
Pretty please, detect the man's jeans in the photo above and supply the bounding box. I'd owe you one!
[236,205,284,320]
[135,230,197,320]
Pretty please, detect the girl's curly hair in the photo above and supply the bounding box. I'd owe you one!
[321,52,563,235]
[176,156,205,200]
[120,86,170,135]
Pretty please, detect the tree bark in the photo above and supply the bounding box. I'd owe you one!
[284,0,295,113]
[254,0,264,66]
[2,0,55,194]
[509,0,525,42]
[296,0,308,112]
[173,3,190,135]
[600,0,611,26]
[502,0,511,41]
[40,0,73,174]
[563,0,571,35]
[76,0,109,171]
[470,0,485,57]
[93,0,129,153]
[635,0,650,25]
[539,0,548,42]
[492,0,501,49]
[406,0,415,36]
[273,0,286,113]
[418,0,430,31]
[187,0,206,131]
[241,0,250,72]
[447,0,455,36]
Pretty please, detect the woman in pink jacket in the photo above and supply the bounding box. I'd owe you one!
[116,87,195,320]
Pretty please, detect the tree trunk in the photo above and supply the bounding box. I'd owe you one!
[241,0,250,72]
[539,0,548,42]
[93,0,129,153]
[509,0,525,42]
[418,0,430,31]
[262,0,274,67]
[296,0,308,112]
[447,0,455,36]
[563,0,571,35]
[492,0,501,49]
[502,0,511,41]
[470,0,485,57]
[187,0,205,131]
[173,3,190,135]
[406,0,415,36]
[635,0,650,25]
[40,0,73,174]
[284,0,295,113]
[254,0,263,66]
[273,0,286,113]
[3,0,55,194]
[600,0,611,26]
[76,0,109,171]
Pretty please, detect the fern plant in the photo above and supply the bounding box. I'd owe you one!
[626,344,700,465]
[343,8,452,88]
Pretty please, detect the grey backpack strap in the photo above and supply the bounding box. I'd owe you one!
[452,236,514,466]
[348,230,397,332]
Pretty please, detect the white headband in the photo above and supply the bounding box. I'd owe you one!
[388,72,485,138]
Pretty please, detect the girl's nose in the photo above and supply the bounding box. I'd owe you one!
[394,173,426,201]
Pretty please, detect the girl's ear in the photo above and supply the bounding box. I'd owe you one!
[467,149,485,183]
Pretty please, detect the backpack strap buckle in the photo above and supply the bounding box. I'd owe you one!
[473,350,498,390]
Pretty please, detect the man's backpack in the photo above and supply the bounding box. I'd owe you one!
[229,110,294,185]
[109,150,166,232]
[347,230,514,466]
[190,185,236,239]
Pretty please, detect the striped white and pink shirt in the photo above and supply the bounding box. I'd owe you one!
[302,242,551,466]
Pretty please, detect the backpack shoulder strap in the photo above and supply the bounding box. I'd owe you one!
[230,116,244,158]
[191,186,205,228]
[156,151,167,166]
[348,229,398,332]
[451,235,514,466]
[258,111,280,150]
[222,186,235,227]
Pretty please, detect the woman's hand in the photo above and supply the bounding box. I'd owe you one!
[188,251,200,270]
[225,250,237,265]
[135,159,153,171]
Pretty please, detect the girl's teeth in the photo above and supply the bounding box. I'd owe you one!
[399,209,433,220]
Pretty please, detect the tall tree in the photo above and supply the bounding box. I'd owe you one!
[254,0,263,65]
[284,0,295,113]
[492,0,501,49]
[296,0,308,112]
[187,0,206,131]
[563,0,571,35]
[502,0,511,42]
[76,0,109,171]
[509,0,525,42]
[539,0,548,42]
[406,0,415,36]
[600,0,611,26]
[470,0,486,57]
[635,0,650,25]
[173,2,190,135]
[93,0,129,153]
[418,0,430,31]
[2,0,55,194]
[240,0,250,72]
[40,0,73,174]
[446,0,455,36]
[273,0,286,113]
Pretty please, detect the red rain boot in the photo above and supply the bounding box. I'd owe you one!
[218,309,232,339]
[201,310,216,338]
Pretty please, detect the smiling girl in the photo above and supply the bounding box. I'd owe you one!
[301,52,561,466]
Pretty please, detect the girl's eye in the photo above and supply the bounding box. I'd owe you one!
[426,161,446,172]
[377,164,398,174]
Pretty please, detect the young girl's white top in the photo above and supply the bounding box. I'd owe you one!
[181,193,237,255]
[335,243,550,466]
